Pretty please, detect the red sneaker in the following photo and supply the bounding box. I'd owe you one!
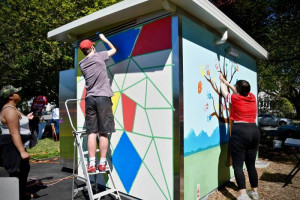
[97,162,107,171]
[87,165,96,173]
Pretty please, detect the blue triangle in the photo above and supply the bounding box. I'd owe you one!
[105,28,141,63]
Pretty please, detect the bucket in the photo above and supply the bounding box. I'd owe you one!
[273,140,282,149]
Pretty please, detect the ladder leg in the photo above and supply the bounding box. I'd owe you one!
[107,169,121,200]
[72,139,76,200]
[95,174,98,192]
[77,133,94,199]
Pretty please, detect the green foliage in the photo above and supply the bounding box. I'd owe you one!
[0,0,122,105]
[211,0,300,118]
[27,138,59,159]
[257,0,300,118]
[274,97,295,118]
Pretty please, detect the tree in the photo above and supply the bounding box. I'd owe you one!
[210,0,300,118]
[198,55,239,166]
[199,58,239,124]
[0,0,121,106]
[257,0,300,118]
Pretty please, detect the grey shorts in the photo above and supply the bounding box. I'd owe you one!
[85,96,115,134]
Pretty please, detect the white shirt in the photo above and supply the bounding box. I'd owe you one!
[52,108,59,120]
[0,107,31,148]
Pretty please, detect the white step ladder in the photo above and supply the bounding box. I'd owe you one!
[65,99,121,200]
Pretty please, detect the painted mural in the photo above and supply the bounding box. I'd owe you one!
[76,17,175,199]
[182,16,257,199]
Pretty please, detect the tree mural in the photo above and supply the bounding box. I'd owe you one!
[198,56,239,125]
[197,55,239,166]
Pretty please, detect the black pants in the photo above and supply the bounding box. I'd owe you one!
[230,123,260,190]
[1,136,31,198]
[9,159,30,198]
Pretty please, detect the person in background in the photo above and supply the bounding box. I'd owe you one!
[0,85,34,199]
[29,95,47,144]
[79,33,117,172]
[220,73,260,200]
[51,107,59,140]
[28,107,39,148]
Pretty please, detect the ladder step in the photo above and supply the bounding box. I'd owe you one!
[88,168,109,175]
[93,188,117,199]
[74,174,87,182]
[73,130,86,134]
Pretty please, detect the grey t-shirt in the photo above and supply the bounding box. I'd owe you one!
[79,51,114,97]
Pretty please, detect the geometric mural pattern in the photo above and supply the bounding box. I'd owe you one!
[76,17,174,199]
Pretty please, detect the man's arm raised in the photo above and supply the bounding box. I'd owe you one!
[99,33,117,57]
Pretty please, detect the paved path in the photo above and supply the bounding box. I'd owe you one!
[0,157,130,200]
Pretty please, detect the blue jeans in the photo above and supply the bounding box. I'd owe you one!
[52,119,60,138]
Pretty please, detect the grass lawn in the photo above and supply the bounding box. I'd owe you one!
[27,138,59,160]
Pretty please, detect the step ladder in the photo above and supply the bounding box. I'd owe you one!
[65,99,121,200]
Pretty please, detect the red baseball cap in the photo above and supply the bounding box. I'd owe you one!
[79,39,95,50]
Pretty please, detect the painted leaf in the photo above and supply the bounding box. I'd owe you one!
[198,81,203,94]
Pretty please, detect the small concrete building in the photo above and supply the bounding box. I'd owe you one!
[48,0,268,199]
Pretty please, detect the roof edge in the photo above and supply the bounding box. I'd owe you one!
[47,0,149,41]
[196,0,268,59]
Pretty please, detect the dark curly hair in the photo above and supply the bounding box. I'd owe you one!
[235,80,250,97]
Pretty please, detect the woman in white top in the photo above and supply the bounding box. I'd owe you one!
[0,85,34,199]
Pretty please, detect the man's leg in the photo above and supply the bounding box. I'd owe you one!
[98,133,108,171]
[88,133,97,158]
[99,133,108,159]
[85,96,98,172]
[96,96,114,171]
[87,133,97,171]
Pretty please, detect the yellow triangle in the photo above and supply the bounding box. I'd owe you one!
[111,92,121,115]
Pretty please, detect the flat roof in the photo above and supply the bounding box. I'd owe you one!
[47,0,268,60]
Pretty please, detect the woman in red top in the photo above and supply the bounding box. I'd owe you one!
[220,73,260,200]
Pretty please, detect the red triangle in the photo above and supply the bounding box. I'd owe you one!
[80,87,87,116]
[131,17,171,56]
[122,94,137,132]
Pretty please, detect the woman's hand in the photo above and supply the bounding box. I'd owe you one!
[219,72,238,94]
[219,73,226,83]
[20,151,30,160]
[27,112,34,120]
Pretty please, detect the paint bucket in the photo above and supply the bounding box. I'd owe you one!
[273,140,282,149]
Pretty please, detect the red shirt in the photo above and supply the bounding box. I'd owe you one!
[226,92,257,123]
[31,96,47,114]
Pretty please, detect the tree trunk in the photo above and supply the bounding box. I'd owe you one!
[294,99,300,119]
[287,94,300,119]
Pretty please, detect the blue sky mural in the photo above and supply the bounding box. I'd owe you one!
[182,18,257,157]
[184,124,229,156]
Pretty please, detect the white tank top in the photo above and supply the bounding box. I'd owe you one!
[0,106,31,147]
